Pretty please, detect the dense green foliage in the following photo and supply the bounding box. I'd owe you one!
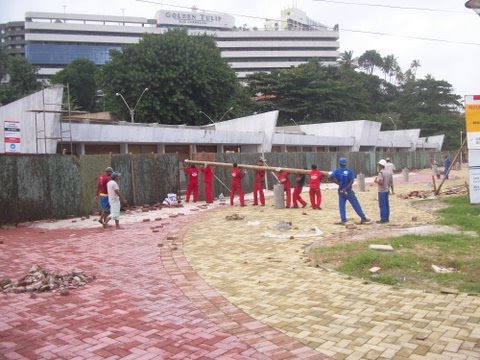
[246,52,464,149]
[0,56,41,105]
[98,29,250,124]
[51,58,99,112]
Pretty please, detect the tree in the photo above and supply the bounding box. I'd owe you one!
[339,50,356,69]
[358,50,383,75]
[0,47,8,81]
[381,54,398,83]
[0,57,40,105]
[51,58,98,112]
[98,29,249,124]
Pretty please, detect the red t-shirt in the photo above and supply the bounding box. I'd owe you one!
[231,168,244,185]
[255,169,265,184]
[201,166,213,183]
[277,171,290,187]
[98,173,110,195]
[185,167,199,184]
[309,169,323,189]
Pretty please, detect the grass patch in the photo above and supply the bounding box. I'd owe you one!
[312,195,480,293]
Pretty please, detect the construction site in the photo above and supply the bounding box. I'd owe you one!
[1,145,480,359]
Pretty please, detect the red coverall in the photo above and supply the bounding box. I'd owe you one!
[185,166,199,202]
[277,171,291,208]
[230,167,245,206]
[309,169,323,209]
[201,165,214,203]
[253,169,265,205]
[292,174,307,208]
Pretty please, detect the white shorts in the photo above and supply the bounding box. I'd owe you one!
[110,200,121,220]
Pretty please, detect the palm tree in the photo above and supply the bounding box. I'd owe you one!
[410,60,421,78]
[382,54,398,83]
[339,50,356,69]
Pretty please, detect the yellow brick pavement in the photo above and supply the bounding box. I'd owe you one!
[183,174,480,359]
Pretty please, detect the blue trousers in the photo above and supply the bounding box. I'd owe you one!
[338,190,367,222]
[378,191,390,222]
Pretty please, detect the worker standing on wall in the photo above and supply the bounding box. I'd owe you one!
[230,163,246,206]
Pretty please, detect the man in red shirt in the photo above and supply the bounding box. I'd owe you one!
[230,163,245,206]
[184,164,199,203]
[309,164,323,209]
[253,159,266,206]
[277,170,291,208]
[96,166,113,227]
[201,163,214,203]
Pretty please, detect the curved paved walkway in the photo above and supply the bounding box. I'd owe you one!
[0,212,325,359]
[1,168,479,359]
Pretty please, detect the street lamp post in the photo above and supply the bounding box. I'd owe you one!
[115,87,149,123]
[199,107,234,125]
[218,107,234,122]
[198,111,215,125]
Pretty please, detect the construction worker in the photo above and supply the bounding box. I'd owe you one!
[329,157,371,225]
[384,157,396,194]
[253,159,266,206]
[277,169,292,208]
[230,163,246,206]
[201,163,214,203]
[292,173,307,208]
[308,164,323,209]
[184,164,199,203]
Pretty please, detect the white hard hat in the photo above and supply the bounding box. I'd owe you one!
[378,159,387,167]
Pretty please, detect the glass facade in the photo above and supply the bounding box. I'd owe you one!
[25,43,122,65]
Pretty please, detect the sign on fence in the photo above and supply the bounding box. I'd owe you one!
[4,121,21,153]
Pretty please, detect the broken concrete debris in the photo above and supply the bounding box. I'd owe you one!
[368,244,394,252]
[0,264,95,294]
[225,213,245,221]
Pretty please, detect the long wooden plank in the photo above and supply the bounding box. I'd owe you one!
[184,159,329,176]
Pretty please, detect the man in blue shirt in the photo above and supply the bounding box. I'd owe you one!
[443,155,452,179]
[329,157,371,225]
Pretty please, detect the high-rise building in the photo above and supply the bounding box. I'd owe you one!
[1,8,339,80]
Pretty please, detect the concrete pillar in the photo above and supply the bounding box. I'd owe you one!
[77,143,86,155]
[357,173,365,192]
[120,143,128,154]
[273,184,285,209]
[402,167,409,182]
[157,144,165,154]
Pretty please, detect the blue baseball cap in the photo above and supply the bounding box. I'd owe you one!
[339,157,347,165]
[111,172,121,179]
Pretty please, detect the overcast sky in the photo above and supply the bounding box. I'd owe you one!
[1,0,479,99]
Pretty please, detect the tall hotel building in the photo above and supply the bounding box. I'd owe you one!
[1,7,339,79]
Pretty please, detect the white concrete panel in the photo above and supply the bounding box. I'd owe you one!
[0,85,63,154]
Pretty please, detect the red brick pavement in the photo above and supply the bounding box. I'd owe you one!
[0,213,328,359]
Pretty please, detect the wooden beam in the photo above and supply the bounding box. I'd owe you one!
[184,159,329,176]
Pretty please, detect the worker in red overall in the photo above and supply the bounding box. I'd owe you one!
[184,164,199,202]
[292,173,307,208]
[253,159,266,206]
[277,169,291,208]
[201,163,214,203]
[309,164,323,209]
[230,163,245,206]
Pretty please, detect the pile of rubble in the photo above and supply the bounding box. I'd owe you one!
[0,264,95,295]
